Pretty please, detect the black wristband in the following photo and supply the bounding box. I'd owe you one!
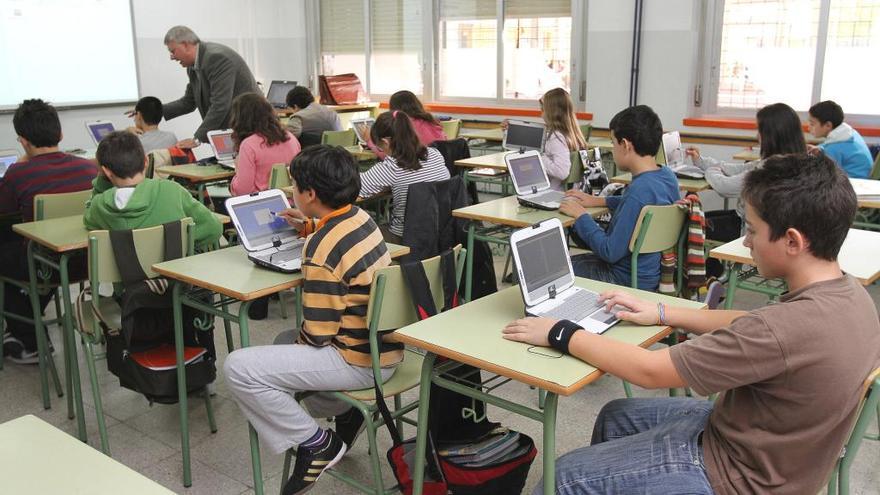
[547,320,584,355]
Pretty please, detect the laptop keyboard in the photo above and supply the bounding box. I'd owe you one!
[538,290,602,322]
[527,190,564,204]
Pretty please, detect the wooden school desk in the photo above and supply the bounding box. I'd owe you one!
[155,164,236,198]
[151,243,409,494]
[452,196,607,300]
[610,172,711,194]
[0,415,175,494]
[392,278,706,495]
[709,228,880,308]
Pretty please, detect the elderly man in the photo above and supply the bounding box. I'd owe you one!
[162,25,258,144]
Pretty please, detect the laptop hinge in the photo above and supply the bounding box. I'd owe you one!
[531,185,538,194]
[518,146,526,154]
[548,284,556,299]
[271,236,282,248]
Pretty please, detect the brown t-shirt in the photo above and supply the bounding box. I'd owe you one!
[670,275,880,495]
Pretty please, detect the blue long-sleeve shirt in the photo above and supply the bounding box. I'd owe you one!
[572,166,680,290]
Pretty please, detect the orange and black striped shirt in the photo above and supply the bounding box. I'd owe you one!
[296,205,400,367]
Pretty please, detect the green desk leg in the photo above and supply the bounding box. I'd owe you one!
[411,352,438,495]
[541,392,559,495]
[172,283,193,487]
[723,262,741,310]
[238,300,265,495]
[464,223,475,302]
[26,241,61,410]
[58,253,87,441]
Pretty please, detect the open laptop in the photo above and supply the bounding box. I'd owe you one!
[0,150,18,178]
[510,218,621,334]
[662,131,704,179]
[225,189,306,273]
[350,118,375,146]
[206,129,236,168]
[503,120,545,152]
[505,150,565,210]
[267,80,298,109]
[85,121,116,146]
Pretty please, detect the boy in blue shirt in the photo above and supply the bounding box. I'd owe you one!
[807,100,873,178]
[561,105,680,290]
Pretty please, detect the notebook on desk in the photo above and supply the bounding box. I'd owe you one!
[225,189,305,273]
[510,218,621,334]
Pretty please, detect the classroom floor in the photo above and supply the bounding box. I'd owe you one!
[1,253,879,494]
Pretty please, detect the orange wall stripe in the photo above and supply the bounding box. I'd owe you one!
[378,101,592,121]
[684,117,880,138]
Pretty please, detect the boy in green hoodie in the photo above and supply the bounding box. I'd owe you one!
[84,130,221,248]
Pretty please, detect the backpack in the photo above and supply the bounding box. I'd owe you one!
[80,221,216,405]
[578,148,609,194]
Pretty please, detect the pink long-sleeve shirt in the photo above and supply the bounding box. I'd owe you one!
[230,131,301,196]
[367,118,447,159]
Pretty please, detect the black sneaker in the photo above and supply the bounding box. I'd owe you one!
[248,296,269,320]
[2,334,50,365]
[282,430,347,495]
[334,407,366,450]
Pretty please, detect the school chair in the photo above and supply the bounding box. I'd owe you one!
[826,367,880,495]
[268,163,292,189]
[870,152,880,180]
[75,219,217,462]
[277,246,465,495]
[321,129,357,147]
[0,189,92,414]
[441,119,462,140]
[853,155,880,230]
[579,123,592,142]
[566,150,585,188]
[146,149,172,179]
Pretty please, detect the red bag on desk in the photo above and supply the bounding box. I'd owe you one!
[318,73,366,105]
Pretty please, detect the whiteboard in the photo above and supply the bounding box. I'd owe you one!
[0,0,139,110]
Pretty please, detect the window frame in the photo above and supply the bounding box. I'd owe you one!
[697,0,880,125]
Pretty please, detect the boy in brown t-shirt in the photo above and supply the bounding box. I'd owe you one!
[502,153,880,494]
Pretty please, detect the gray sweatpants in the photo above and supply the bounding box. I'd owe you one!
[224,343,395,454]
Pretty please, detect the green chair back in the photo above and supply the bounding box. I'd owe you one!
[566,150,585,186]
[268,163,291,189]
[441,119,462,140]
[828,367,880,495]
[33,189,92,221]
[88,219,194,286]
[655,142,666,166]
[321,129,357,147]
[628,204,687,290]
[870,153,880,180]
[579,123,592,142]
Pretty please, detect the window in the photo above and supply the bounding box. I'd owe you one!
[438,0,573,102]
[370,0,424,95]
[320,0,367,83]
[710,0,880,116]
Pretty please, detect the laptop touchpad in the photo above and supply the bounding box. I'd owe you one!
[589,306,622,324]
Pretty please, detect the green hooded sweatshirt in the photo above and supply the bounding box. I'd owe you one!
[83,176,222,248]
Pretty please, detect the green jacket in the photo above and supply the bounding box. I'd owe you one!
[83,176,222,248]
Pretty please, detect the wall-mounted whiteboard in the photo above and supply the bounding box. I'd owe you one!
[0,0,139,110]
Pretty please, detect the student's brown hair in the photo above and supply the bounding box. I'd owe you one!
[369,111,427,170]
[229,92,290,151]
[756,103,807,160]
[388,90,440,127]
[540,88,587,151]
[742,153,856,261]
[96,131,146,179]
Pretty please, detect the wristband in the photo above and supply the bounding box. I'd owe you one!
[547,320,584,355]
[657,302,667,326]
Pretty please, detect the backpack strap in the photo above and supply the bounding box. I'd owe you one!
[109,229,149,284]
[439,249,459,312]
[162,221,184,261]
[400,260,438,321]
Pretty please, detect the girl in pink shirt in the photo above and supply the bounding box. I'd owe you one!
[229,92,301,196]
[368,90,446,158]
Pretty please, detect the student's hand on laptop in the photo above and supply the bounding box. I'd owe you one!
[684,147,701,160]
[176,138,199,149]
[564,189,590,202]
[276,208,308,233]
[598,290,659,326]
[501,317,555,346]
[559,198,588,218]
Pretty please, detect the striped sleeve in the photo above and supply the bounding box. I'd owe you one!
[359,159,396,198]
[298,261,348,346]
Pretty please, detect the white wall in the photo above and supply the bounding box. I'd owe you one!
[0,0,308,152]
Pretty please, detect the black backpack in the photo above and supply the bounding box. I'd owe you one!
[103,221,216,404]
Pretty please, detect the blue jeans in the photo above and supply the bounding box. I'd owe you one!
[536,398,715,494]
[570,253,620,285]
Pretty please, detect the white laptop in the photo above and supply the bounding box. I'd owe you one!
[506,150,566,210]
[510,218,621,334]
[661,131,704,179]
[225,189,306,273]
[267,80,298,109]
[0,150,18,178]
[206,129,236,168]
[351,118,375,146]
[85,121,116,146]
[503,120,545,152]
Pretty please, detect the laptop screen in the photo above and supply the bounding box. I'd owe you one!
[267,81,297,107]
[516,227,570,295]
[662,131,685,167]
[87,122,115,144]
[508,153,548,190]
[351,119,374,145]
[0,153,17,178]
[209,131,235,158]
[505,122,544,151]
[228,195,297,248]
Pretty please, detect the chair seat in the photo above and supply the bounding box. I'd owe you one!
[77,297,122,337]
[341,350,424,401]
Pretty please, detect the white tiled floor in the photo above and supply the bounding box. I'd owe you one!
[2,249,879,494]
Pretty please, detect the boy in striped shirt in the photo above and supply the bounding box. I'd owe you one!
[224,145,398,495]
[0,99,96,364]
